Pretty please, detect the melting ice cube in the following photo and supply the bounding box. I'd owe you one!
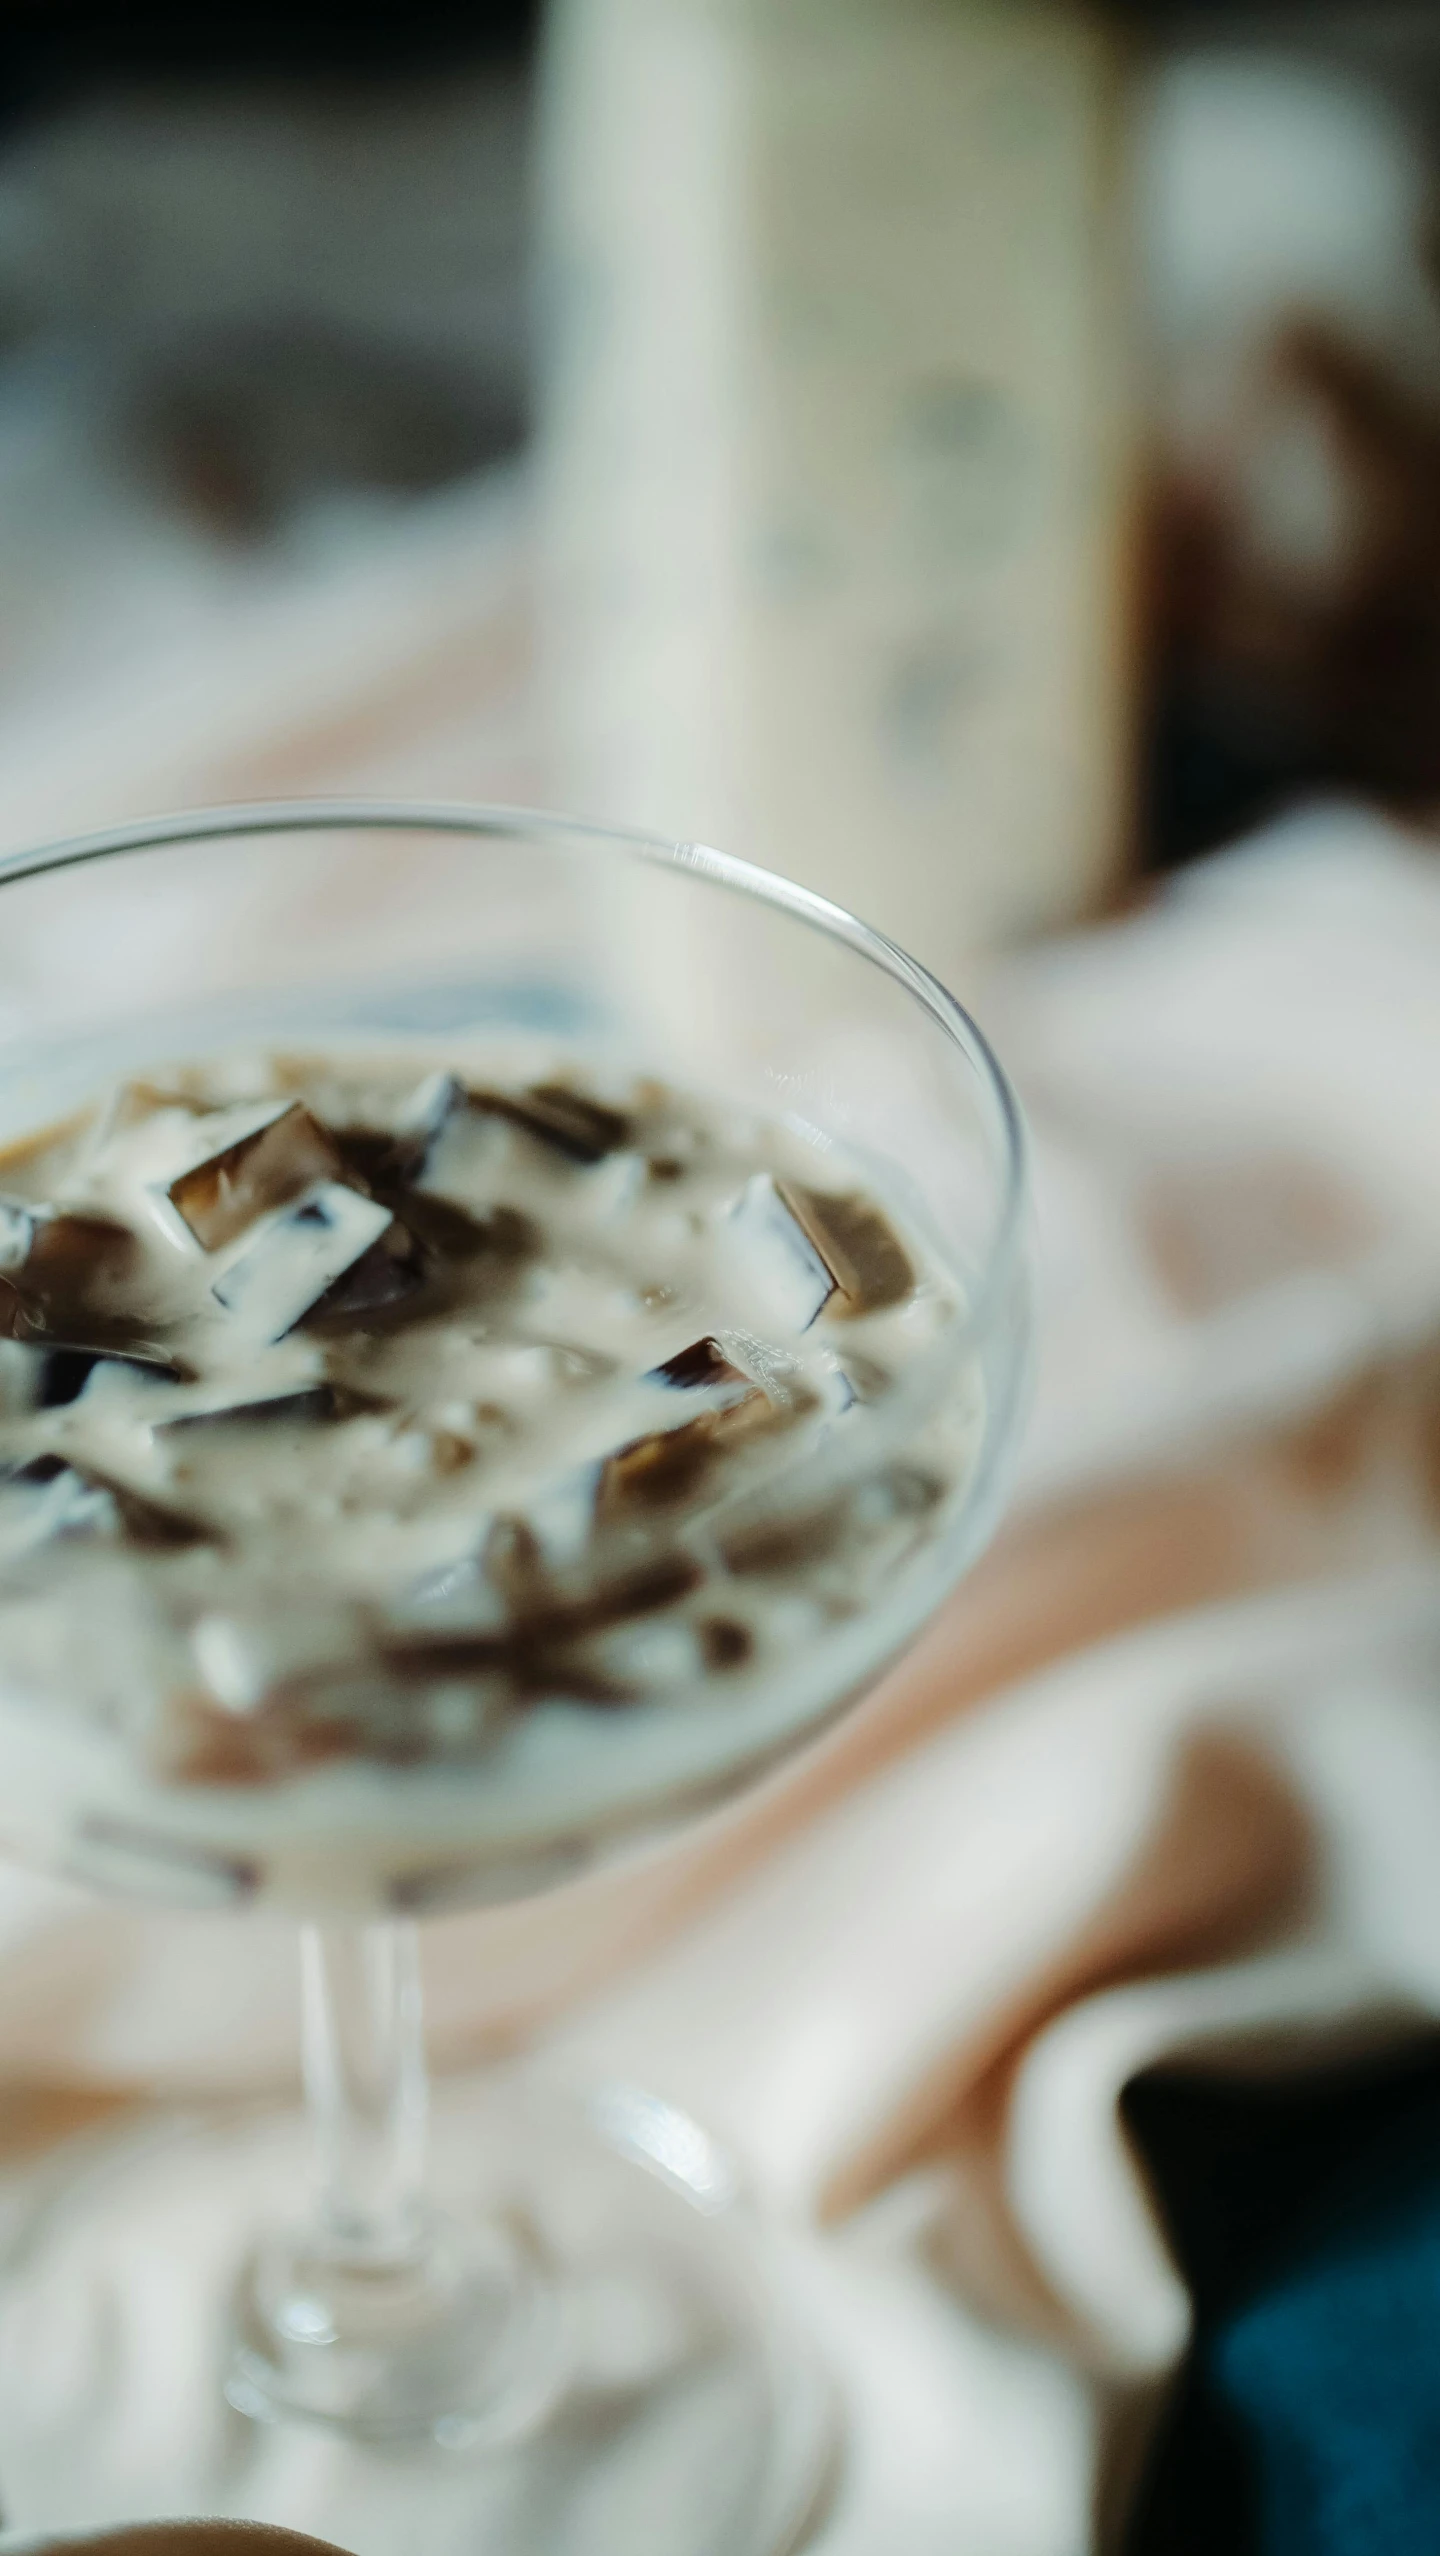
[599,1390,776,1514]
[166,1099,341,1251]
[335,1072,469,1195]
[212,1182,396,1341]
[397,1071,468,1169]
[727,1175,836,1331]
[646,1337,754,1399]
[774,1183,915,1317]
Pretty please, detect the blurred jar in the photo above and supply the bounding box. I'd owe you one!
[535,0,1135,980]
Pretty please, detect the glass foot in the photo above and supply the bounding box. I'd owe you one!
[229,2208,561,2446]
[0,2072,835,2556]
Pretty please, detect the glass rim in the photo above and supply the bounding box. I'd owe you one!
[0,794,1028,1302]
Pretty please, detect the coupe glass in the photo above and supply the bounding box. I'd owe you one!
[0,805,1027,2555]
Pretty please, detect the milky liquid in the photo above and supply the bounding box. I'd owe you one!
[0,1045,984,1914]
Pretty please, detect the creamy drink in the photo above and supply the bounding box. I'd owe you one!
[0,1048,980,1913]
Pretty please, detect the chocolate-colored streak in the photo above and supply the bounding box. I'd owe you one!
[473,1082,631,1164]
[155,1382,392,1432]
[381,1548,700,1686]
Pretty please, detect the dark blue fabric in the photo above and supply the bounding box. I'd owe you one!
[1123,2042,1440,2555]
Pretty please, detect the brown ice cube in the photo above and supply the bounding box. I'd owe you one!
[212,1181,396,1340]
[302,1215,426,1330]
[774,1183,915,1317]
[728,1174,836,1330]
[0,1209,181,1374]
[647,1337,753,1397]
[334,1071,468,1194]
[474,1081,631,1165]
[600,1378,783,1515]
[398,1192,536,1268]
[3,1211,136,1319]
[167,1099,342,1250]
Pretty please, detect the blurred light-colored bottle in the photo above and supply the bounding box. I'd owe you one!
[536,0,1135,986]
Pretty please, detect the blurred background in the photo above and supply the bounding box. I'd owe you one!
[9,8,1440,2550]
[0,0,1436,970]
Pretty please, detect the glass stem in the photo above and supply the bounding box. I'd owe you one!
[300,1920,431,2268]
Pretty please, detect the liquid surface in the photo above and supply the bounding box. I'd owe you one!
[0,1048,980,1910]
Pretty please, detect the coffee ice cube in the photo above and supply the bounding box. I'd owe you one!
[336,1071,468,1195]
[728,1174,836,1331]
[398,1191,534,1269]
[599,1385,776,1513]
[212,1182,396,1341]
[0,1209,144,1345]
[772,1183,915,1317]
[166,1099,342,1250]
[647,1337,753,1399]
[302,1217,427,1329]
